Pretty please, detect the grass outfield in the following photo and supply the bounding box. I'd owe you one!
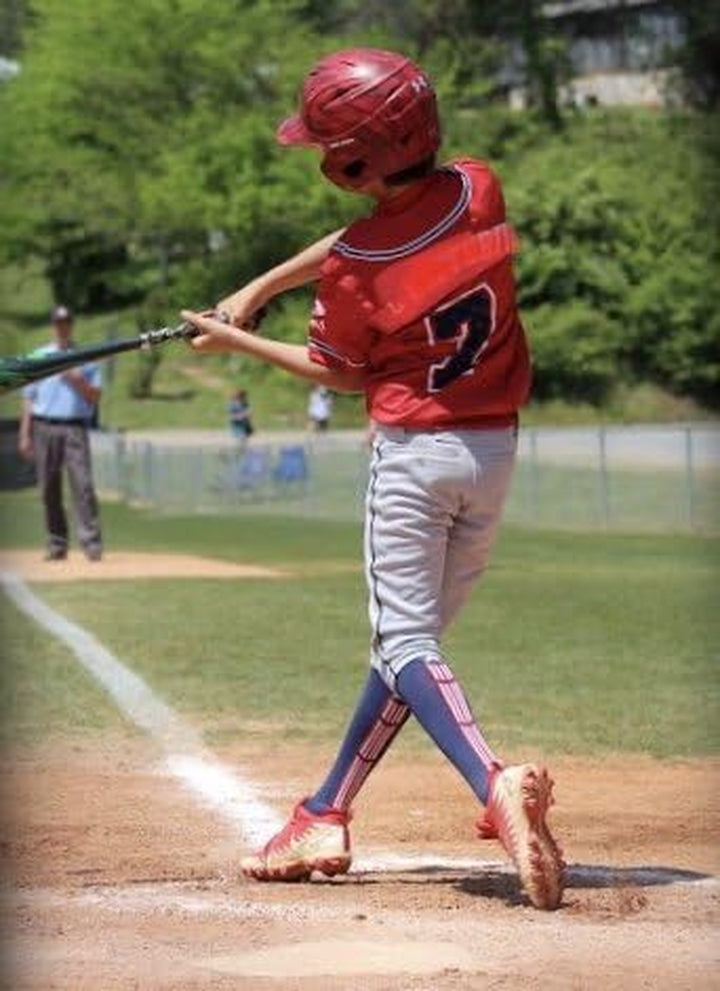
[1,491,717,757]
[0,595,127,743]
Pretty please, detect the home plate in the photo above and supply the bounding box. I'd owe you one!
[200,939,479,978]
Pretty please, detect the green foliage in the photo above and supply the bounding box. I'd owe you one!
[0,3,718,412]
[0,0,27,57]
[627,257,720,405]
[126,289,172,399]
[524,302,621,404]
[0,0,349,305]
[501,112,720,407]
[666,0,720,110]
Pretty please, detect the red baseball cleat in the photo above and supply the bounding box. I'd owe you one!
[478,763,565,910]
[241,800,352,881]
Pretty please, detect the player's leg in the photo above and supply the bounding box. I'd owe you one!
[397,427,516,805]
[34,421,69,559]
[368,428,563,908]
[304,669,410,814]
[367,428,501,803]
[242,437,422,882]
[65,425,103,560]
[399,503,506,805]
[437,427,564,909]
[437,430,515,632]
[395,658,500,804]
[241,669,409,881]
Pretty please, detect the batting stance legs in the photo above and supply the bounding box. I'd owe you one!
[243,428,565,909]
[305,427,515,817]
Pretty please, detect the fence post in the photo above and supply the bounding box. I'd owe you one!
[115,432,128,503]
[142,442,155,507]
[529,428,540,523]
[598,426,610,528]
[684,427,696,531]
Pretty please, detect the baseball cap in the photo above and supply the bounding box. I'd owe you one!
[51,305,72,322]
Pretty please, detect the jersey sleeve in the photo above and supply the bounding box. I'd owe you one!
[307,275,372,371]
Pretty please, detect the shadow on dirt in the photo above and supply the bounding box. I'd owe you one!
[349,863,712,907]
[462,863,711,905]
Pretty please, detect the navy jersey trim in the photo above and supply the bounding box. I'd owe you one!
[333,167,471,263]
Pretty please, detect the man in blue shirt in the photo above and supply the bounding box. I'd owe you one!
[18,306,104,561]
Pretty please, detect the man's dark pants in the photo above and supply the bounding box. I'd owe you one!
[32,418,103,558]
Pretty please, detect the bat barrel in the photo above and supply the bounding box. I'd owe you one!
[0,308,256,395]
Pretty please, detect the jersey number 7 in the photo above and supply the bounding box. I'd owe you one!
[426,284,496,393]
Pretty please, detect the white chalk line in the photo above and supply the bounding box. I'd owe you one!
[11,885,341,923]
[10,871,720,930]
[1,571,281,847]
[0,570,494,870]
[2,570,718,888]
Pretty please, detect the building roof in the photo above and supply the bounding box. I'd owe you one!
[543,0,660,16]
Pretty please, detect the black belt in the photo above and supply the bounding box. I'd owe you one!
[32,415,88,427]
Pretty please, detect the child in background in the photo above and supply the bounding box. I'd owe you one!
[228,389,254,442]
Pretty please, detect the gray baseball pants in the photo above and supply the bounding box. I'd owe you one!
[32,419,103,557]
[365,425,517,691]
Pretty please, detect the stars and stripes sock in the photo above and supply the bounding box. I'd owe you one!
[304,669,410,815]
[395,657,500,805]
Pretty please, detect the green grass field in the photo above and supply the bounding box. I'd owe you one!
[1,490,717,758]
[0,595,129,744]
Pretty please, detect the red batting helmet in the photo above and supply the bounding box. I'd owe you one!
[277,48,441,186]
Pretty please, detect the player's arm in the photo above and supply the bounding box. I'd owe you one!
[63,368,101,404]
[216,228,346,327]
[182,311,366,393]
[18,396,33,459]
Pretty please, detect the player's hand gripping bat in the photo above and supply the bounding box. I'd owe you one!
[0,308,265,395]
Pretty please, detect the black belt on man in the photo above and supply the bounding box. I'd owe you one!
[32,415,88,427]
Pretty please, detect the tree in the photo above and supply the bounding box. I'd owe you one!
[667,0,720,110]
[305,0,569,128]
[0,0,351,309]
[0,0,27,56]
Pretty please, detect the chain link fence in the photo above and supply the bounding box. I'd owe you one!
[91,424,719,534]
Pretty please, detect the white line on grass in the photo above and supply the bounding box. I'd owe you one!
[6,572,714,888]
[0,571,282,846]
[0,570,494,871]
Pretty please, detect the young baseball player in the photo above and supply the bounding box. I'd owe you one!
[182,48,564,910]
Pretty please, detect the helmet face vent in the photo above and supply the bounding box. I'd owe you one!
[342,159,367,179]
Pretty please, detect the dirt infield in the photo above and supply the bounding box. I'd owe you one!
[2,735,718,990]
[0,550,286,582]
[1,552,717,988]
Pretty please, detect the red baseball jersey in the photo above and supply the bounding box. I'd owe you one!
[308,158,531,428]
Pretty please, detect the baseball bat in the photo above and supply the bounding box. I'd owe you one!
[0,308,265,395]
